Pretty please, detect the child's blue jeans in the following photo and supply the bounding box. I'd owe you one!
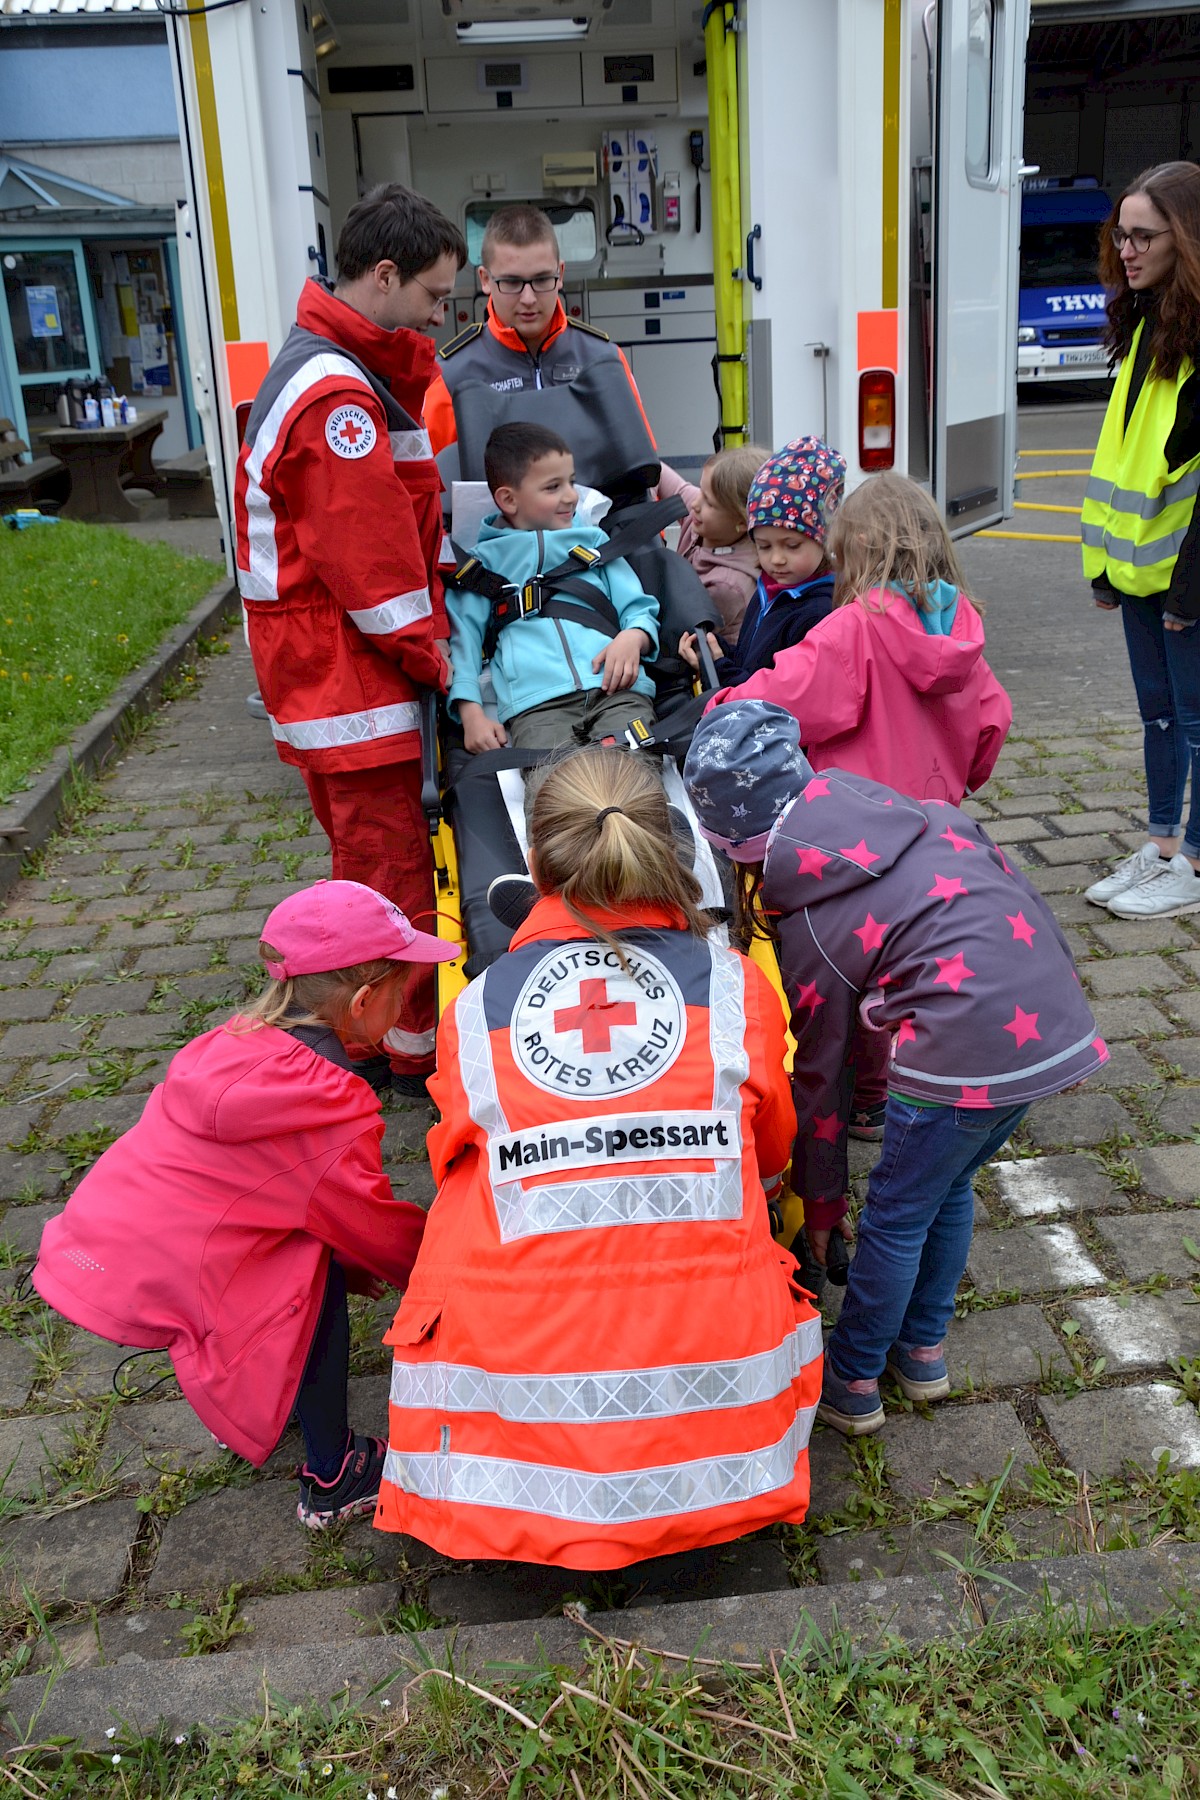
[827,1096,1029,1383]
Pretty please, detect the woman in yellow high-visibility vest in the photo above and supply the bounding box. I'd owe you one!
[1082,161,1200,920]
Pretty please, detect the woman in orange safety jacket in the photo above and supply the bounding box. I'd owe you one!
[376,746,822,1569]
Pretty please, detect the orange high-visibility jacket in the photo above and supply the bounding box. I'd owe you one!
[376,895,822,1570]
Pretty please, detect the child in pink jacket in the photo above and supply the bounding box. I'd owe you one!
[34,881,458,1530]
[708,471,1012,803]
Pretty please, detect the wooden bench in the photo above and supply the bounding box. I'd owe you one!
[160,448,217,519]
[0,418,68,512]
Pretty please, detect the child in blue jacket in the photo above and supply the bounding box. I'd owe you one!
[679,436,844,687]
[447,423,660,753]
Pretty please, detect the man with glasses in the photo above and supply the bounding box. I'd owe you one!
[234,183,466,1096]
[424,203,653,459]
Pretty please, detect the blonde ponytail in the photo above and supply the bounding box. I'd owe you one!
[528,749,710,960]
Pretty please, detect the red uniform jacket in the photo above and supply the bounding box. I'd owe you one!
[235,280,447,774]
[33,1020,425,1465]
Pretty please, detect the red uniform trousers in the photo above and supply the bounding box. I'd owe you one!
[301,759,437,1075]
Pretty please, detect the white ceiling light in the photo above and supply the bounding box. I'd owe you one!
[455,17,590,42]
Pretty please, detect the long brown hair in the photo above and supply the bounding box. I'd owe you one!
[1100,162,1200,380]
[528,748,710,961]
[825,472,975,613]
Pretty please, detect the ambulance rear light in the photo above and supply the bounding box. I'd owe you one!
[858,369,895,472]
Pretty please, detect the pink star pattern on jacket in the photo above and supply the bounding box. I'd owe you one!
[853,912,889,953]
[839,839,880,870]
[895,1018,917,1048]
[960,1085,990,1105]
[927,873,968,904]
[796,845,832,879]
[794,980,826,1014]
[998,852,1013,875]
[934,951,976,992]
[940,826,975,854]
[802,777,831,802]
[1092,1036,1109,1060]
[1003,1005,1041,1048]
[812,1112,841,1143]
[1006,910,1037,946]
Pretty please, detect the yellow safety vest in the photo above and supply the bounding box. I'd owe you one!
[1081,319,1200,597]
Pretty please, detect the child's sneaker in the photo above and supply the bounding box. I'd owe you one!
[848,1100,886,1141]
[487,873,540,930]
[296,1433,386,1530]
[816,1358,885,1436]
[886,1341,950,1402]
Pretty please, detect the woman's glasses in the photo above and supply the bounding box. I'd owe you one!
[1111,226,1172,255]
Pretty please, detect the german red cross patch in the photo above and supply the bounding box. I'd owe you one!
[509,942,686,1097]
[325,404,377,459]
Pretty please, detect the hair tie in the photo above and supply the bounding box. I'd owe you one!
[595,806,624,832]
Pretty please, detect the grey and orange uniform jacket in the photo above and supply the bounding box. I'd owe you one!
[760,771,1108,1227]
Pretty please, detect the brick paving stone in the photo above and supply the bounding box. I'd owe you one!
[1040,1383,1200,1477]
[1094,1206,1200,1279]
[805,1427,858,1519]
[0,1021,88,1060]
[1048,894,1100,927]
[967,1223,1104,1295]
[1050,811,1131,836]
[386,1164,435,1210]
[35,1609,200,1670]
[1084,955,1176,997]
[0,1339,37,1408]
[1088,996,1173,1039]
[1129,1147,1200,1202]
[98,1396,226,1487]
[49,1094,145,1143]
[147,1481,310,1594]
[93,830,163,851]
[1089,1042,1159,1088]
[1024,1092,1135,1149]
[179,912,261,944]
[93,1015,180,1052]
[1032,836,1118,866]
[63,980,156,1018]
[816,1509,1086,1585]
[1060,928,1092,962]
[0,1412,76,1497]
[160,972,241,1004]
[33,949,127,984]
[0,1104,46,1150]
[882,1400,1039,1498]
[75,898,158,926]
[381,1108,434,1162]
[1026,864,1095,893]
[1167,992,1200,1036]
[992,794,1062,816]
[946,1303,1066,1389]
[16,1061,90,1100]
[158,887,247,919]
[0,960,43,988]
[0,1200,63,1258]
[0,1154,64,1203]
[128,945,215,977]
[990,1155,1127,1219]
[0,991,57,1024]
[239,1582,405,1649]
[1070,1293,1200,1371]
[1093,919,1195,954]
[56,1332,170,1403]
[986,818,1047,844]
[225,938,265,966]
[104,922,179,950]
[0,1497,141,1602]
[1003,775,1079,797]
[1162,1037,1200,1078]
[1144,1087,1200,1140]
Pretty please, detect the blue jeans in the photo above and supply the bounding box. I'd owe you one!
[827,1097,1028,1383]
[1119,595,1200,859]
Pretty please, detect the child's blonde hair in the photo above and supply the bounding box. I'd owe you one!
[702,444,772,531]
[237,949,400,1031]
[529,748,710,960]
[826,472,980,614]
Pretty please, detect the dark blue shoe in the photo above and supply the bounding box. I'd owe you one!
[816,1357,885,1436]
[886,1341,950,1402]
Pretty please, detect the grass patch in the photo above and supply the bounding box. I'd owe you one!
[0,521,221,802]
[7,1602,1200,1795]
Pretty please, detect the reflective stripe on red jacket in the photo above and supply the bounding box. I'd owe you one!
[235,280,446,773]
[376,896,821,1569]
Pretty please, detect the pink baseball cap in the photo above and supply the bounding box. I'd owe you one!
[259,880,459,978]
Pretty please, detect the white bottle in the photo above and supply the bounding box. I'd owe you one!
[100,396,116,428]
[83,396,100,427]
[126,402,138,424]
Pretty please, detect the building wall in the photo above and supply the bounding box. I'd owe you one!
[6,140,186,211]
[0,40,178,143]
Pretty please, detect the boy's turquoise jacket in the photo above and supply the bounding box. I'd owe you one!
[446,514,660,723]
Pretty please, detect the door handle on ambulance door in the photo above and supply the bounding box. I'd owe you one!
[744,224,762,291]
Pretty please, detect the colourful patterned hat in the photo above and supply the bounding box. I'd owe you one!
[746,435,847,544]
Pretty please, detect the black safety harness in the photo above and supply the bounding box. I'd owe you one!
[449,494,687,662]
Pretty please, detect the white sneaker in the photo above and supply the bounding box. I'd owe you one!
[1107,852,1200,917]
[1084,841,1163,907]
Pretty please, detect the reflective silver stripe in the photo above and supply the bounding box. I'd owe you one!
[390,427,432,461]
[269,699,421,751]
[1085,467,1200,519]
[891,1027,1101,1090]
[383,1409,815,1524]
[383,1024,437,1057]
[348,589,432,635]
[456,943,753,1243]
[240,352,371,602]
[389,1316,823,1422]
[1079,520,1191,566]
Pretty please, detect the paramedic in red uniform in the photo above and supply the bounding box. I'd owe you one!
[423,203,654,458]
[234,185,466,1093]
